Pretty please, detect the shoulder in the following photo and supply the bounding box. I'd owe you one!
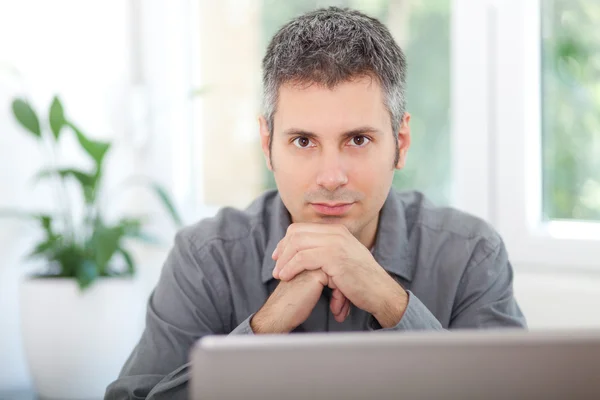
[396,190,502,259]
[174,190,278,256]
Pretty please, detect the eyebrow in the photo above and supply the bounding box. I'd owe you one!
[282,126,382,140]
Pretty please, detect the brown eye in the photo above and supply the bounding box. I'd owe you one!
[293,137,313,148]
[350,136,370,147]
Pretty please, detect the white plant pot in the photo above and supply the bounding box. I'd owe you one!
[20,277,146,399]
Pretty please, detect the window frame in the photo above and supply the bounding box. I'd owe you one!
[452,0,600,271]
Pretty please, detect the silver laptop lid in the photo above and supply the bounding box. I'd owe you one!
[190,329,600,400]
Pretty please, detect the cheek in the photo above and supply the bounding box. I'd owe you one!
[272,146,315,180]
[348,156,394,185]
[274,156,308,184]
[272,156,310,202]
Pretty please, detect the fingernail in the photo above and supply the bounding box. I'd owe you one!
[272,266,279,277]
[346,308,351,318]
[271,248,278,259]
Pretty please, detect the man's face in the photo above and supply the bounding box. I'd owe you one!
[259,76,411,246]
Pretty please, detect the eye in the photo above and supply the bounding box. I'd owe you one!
[292,137,315,148]
[348,135,371,147]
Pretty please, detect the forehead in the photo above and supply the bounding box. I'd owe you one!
[274,76,391,134]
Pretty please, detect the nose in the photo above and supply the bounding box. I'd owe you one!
[315,151,348,192]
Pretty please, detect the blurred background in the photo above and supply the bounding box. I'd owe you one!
[0,0,599,396]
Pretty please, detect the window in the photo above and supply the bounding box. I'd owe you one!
[541,0,600,222]
[453,0,600,271]
[192,0,451,209]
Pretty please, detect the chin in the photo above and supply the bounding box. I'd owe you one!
[316,216,358,231]
[316,215,347,223]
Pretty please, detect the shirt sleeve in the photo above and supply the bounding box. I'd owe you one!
[368,239,526,332]
[367,290,444,331]
[449,239,527,329]
[104,234,256,400]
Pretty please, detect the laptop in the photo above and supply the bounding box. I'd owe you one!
[189,329,600,400]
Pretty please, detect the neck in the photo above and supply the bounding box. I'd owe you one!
[356,212,380,250]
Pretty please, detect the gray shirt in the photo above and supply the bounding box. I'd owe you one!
[105,190,526,399]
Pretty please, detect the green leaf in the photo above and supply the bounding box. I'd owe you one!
[67,121,111,169]
[51,243,87,278]
[90,224,125,275]
[0,210,59,238]
[39,214,55,238]
[35,168,94,185]
[26,234,63,259]
[150,183,183,227]
[12,99,41,138]
[117,217,144,234]
[127,230,162,245]
[49,96,66,141]
[35,168,97,203]
[76,260,99,290]
[116,217,162,245]
[116,247,135,275]
[115,177,183,228]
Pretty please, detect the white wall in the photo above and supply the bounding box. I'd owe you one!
[0,0,171,390]
[515,270,600,330]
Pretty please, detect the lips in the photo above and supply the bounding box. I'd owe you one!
[310,202,355,216]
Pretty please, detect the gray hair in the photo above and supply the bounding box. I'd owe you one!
[262,7,407,141]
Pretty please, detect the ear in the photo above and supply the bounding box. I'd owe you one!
[395,112,411,170]
[258,115,273,171]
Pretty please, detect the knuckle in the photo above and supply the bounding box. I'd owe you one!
[308,269,327,283]
[297,232,308,246]
[331,241,344,257]
[289,231,305,247]
[286,233,295,244]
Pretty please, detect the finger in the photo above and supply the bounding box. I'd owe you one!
[271,240,287,278]
[275,231,335,268]
[273,236,295,277]
[329,288,346,316]
[271,239,283,260]
[278,248,323,281]
[330,295,344,317]
[272,223,348,260]
[278,247,332,281]
[334,299,351,323]
[273,233,338,279]
[328,276,337,290]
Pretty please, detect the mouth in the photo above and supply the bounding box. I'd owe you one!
[310,202,355,216]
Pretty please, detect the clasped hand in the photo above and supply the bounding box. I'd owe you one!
[272,223,407,324]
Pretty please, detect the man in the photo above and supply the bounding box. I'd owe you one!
[106,7,526,400]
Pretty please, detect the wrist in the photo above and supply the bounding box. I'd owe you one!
[373,282,408,329]
[250,305,290,334]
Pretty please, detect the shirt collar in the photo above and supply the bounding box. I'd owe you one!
[261,195,291,284]
[260,190,413,284]
[372,190,414,282]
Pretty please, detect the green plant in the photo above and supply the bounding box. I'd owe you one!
[2,95,182,289]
